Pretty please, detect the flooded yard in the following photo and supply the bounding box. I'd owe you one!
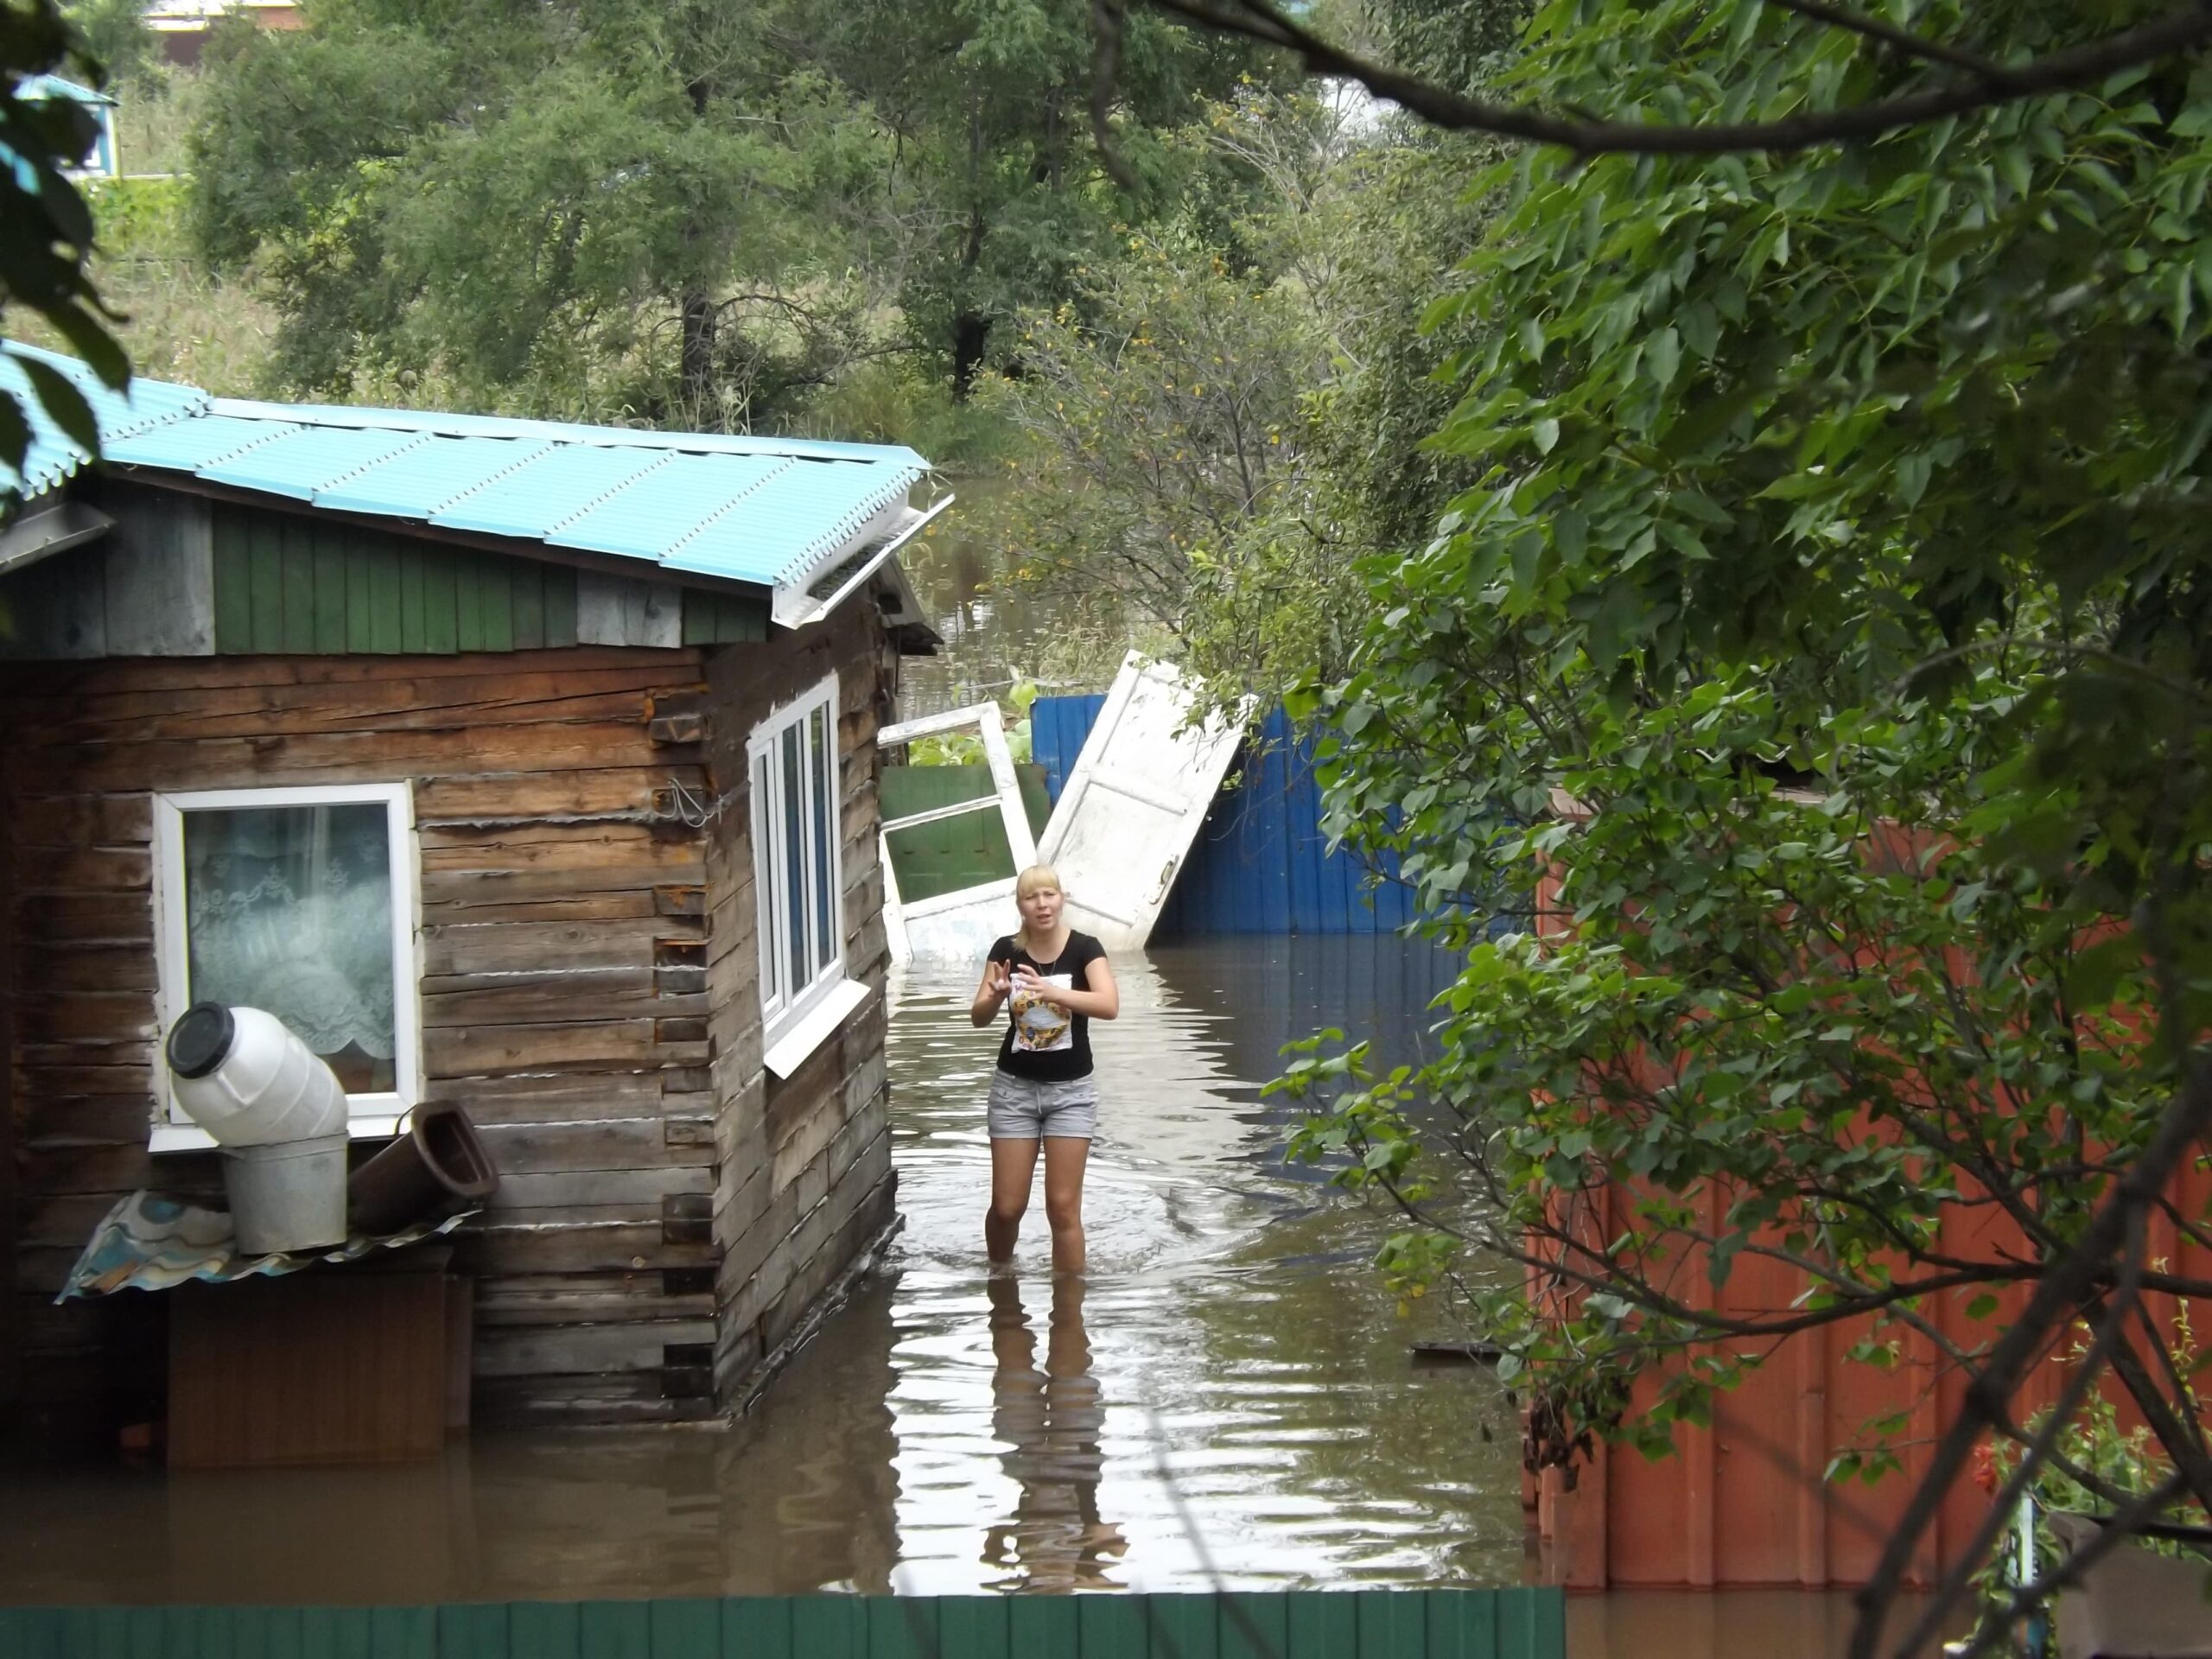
[0,938,1531,1603]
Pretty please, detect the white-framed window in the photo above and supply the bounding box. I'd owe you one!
[749,674,869,1077]
[150,782,422,1150]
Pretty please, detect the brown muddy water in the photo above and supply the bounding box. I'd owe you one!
[0,938,1959,1651]
[0,939,1535,1603]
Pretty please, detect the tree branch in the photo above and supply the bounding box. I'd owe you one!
[1890,1212,2146,1659]
[1139,0,2212,156]
[1846,1053,2212,1659]
[1764,0,2017,85]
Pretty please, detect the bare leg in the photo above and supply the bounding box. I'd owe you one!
[1042,1135,1090,1276]
[988,1136,1040,1263]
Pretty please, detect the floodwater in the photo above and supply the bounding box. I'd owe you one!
[0,938,1533,1604]
[0,936,1952,1651]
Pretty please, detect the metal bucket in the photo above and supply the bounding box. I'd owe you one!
[222,1134,349,1255]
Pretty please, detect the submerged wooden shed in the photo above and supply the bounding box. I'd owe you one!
[0,343,942,1437]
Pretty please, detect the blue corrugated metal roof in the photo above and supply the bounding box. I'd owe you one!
[431,444,671,540]
[104,411,293,471]
[314,435,553,519]
[1,343,212,499]
[3,341,932,599]
[198,424,430,501]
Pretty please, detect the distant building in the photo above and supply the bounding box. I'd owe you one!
[144,0,303,67]
[18,74,120,179]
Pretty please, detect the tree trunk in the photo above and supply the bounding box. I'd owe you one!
[951,312,991,402]
[681,288,717,427]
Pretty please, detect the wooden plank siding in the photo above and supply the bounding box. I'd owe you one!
[210,504,582,656]
[0,620,899,1435]
[0,1591,1570,1659]
[0,485,772,663]
[701,601,899,1403]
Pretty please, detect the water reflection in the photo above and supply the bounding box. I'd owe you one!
[982,1275,1125,1591]
[0,937,1527,1604]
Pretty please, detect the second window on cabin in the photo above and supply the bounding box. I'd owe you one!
[749,676,846,1040]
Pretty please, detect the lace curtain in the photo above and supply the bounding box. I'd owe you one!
[183,803,397,1086]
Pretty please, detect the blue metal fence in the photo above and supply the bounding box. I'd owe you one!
[1028,697,1420,938]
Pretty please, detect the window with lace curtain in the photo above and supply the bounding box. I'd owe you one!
[150,783,422,1147]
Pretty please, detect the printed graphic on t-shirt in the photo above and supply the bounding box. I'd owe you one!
[1010,974,1074,1052]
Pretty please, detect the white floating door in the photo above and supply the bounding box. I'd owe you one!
[1037,652,1250,951]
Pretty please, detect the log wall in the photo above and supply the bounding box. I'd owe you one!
[0,623,897,1439]
[698,601,899,1403]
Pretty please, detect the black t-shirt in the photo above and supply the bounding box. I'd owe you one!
[988,931,1107,1082]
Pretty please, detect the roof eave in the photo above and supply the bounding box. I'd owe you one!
[771,494,954,634]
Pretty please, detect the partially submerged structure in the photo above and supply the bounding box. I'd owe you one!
[0,344,941,1434]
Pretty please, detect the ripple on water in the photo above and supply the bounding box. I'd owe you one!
[0,939,1522,1605]
[865,942,1524,1594]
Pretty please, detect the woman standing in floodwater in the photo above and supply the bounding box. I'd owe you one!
[970,864,1119,1274]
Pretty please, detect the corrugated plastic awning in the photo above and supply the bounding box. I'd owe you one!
[59,1190,473,1300]
[2,340,938,621]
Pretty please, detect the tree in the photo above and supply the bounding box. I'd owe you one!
[60,0,151,88]
[1223,2,2212,1654]
[188,0,888,428]
[804,0,1281,396]
[1,0,128,519]
[982,86,1497,699]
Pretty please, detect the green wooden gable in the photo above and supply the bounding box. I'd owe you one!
[0,483,772,660]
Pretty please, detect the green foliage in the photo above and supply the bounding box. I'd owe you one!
[806,0,1284,391]
[978,222,1336,693]
[12,168,281,393]
[1291,0,2212,1491]
[1,0,128,518]
[906,676,1040,766]
[178,0,1276,422]
[59,0,149,87]
[979,86,1497,704]
[186,0,892,423]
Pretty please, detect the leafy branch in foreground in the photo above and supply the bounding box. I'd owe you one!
[1135,0,2212,156]
[2,0,130,518]
[1265,0,2212,1653]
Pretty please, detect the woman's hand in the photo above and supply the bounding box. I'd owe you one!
[1010,963,1062,1006]
[1013,957,1120,1020]
[970,959,1012,1027]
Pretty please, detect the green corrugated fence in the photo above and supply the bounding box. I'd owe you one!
[0,1591,1565,1658]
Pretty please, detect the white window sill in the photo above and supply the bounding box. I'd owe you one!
[150,1114,403,1154]
[763,978,874,1080]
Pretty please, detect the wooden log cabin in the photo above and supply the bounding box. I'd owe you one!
[0,344,942,1437]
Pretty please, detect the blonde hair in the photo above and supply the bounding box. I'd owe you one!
[1014,864,1064,900]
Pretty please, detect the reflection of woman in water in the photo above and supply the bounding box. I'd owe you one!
[982,1274,1126,1590]
[969,865,1120,1274]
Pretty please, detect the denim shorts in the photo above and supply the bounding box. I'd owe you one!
[986,1071,1100,1141]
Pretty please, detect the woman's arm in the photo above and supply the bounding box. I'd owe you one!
[1014,956,1120,1020]
[971,958,1011,1027]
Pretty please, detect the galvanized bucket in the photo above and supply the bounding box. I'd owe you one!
[222,1133,350,1255]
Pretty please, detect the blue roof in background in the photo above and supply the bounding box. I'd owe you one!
[20,74,118,108]
[1,342,931,594]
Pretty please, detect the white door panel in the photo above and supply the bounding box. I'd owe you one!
[1038,652,1250,951]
